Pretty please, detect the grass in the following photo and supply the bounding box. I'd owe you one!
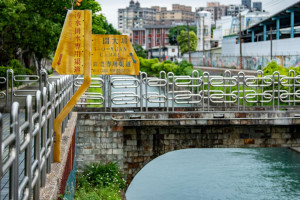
[87,76,103,108]
[75,162,126,200]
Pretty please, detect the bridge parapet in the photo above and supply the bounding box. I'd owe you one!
[74,70,300,112]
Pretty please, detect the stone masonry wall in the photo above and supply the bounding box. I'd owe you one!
[76,113,300,184]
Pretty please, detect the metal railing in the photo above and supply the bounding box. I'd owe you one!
[0,72,74,200]
[78,70,300,112]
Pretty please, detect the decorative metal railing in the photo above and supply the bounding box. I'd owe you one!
[0,69,74,200]
[77,70,300,111]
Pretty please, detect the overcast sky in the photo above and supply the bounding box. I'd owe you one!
[96,0,299,28]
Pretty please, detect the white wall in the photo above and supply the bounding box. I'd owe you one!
[222,37,300,56]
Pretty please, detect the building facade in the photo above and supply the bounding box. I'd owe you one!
[227,4,248,16]
[154,4,196,26]
[196,11,212,51]
[118,1,196,35]
[196,2,228,25]
[253,2,262,11]
[118,1,156,34]
[242,0,251,9]
[132,25,171,50]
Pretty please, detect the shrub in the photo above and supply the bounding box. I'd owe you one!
[139,57,202,77]
[77,162,126,189]
[263,61,288,76]
[0,59,34,90]
[75,162,126,200]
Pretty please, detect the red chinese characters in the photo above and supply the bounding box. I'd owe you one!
[74,11,82,73]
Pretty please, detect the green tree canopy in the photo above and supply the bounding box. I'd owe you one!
[177,30,197,55]
[168,25,197,45]
[133,44,148,58]
[0,0,119,72]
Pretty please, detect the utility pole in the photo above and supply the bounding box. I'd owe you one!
[270,27,273,60]
[163,29,166,61]
[149,29,153,59]
[177,26,180,58]
[187,20,191,63]
[239,13,243,69]
[202,16,205,65]
[159,29,161,61]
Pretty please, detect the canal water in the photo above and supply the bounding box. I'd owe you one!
[126,148,300,200]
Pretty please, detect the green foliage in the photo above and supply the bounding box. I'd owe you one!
[168,25,197,45]
[263,61,288,76]
[0,0,119,72]
[139,57,159,76]
[133,44,148,58]
[139,57,202,77]
[177,30,197,54]
[75,186,121,200]
[0,59,33,89]
[77,162,126,189]
[75,162,125,200]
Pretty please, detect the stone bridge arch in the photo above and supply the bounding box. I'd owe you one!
[123,126,210,185]
[75,111,300,186]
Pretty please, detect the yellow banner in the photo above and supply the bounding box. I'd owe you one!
[52,10,87,75]
[91,35,139,75]
[52,10,140,75]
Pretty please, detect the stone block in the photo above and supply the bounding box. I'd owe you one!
[275,138,286,144]
[230,119,240,125]
[186,120,196,125]
[235,113,246,118]
[244,139,255,144]
[191,129,201,134]
[196,120,207,125]
[165,134,175,140]
[271,133,281,139]
[82,149,92,154]
[118,143,124,148]
[164,140,170,145]
[92,149,101,154]
[101,138,113,143]
[254,139,265,145]
[96,143,106,149]
[127,140,137,146]
[113,149,123,155]
[112,126,123,132]
[85,120,96,126]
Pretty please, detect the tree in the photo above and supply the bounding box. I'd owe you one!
[168,25,197,45]
[0,0,119,72]
[177,30,197,55]
[133,44,148,58]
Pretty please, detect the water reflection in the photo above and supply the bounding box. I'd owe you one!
[126,148,300,200]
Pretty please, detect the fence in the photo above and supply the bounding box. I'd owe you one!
[183,52,300,70]
[77,70,300,112]
[0,69,74,200]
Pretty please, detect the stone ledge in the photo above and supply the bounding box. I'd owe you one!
[39,112,77,200]
[290,147,300,153]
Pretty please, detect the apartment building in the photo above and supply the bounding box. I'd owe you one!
[227,4,248,16]
[118,1,156,34]
[118,1,196,34]
[132,25,171,49]
[196,2,228,24]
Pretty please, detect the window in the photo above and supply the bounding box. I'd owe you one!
[134,39,138,44]
[156,38,160,43]
[157,29,161,34]
[135,32,139,36]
